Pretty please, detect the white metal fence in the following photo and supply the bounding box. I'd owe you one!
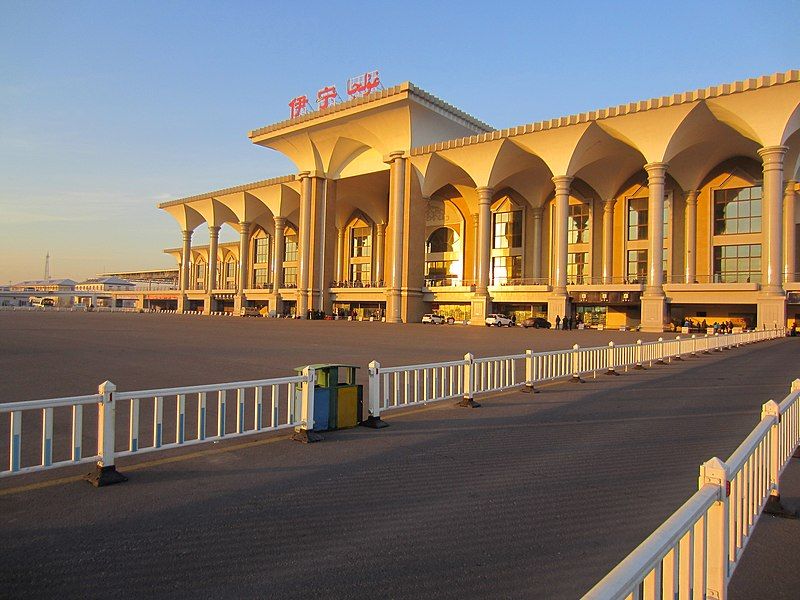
[581,381,800,599]
[364,329,785,420]
[0,329,784,484]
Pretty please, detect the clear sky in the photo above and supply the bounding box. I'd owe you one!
[1,0,798,283]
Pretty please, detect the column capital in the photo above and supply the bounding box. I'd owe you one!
[273,215,287,228]
[603,198,617,212]
[785,180,797,194]
[684,190,700,205]
[208,225,221,235]
[297,170,311,180]
[376,222,387,234]
[181,229,193,241]
[476,187,494,203]
[644,162,669,177]
[551,175,573,191]
[239,221,251,232]
[757,145,788,164]
[531,205,544,218]
[385,150,406,163]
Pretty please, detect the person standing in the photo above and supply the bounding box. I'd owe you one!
[555,315,561,330]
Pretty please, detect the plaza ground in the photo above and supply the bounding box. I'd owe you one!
[0,312,798,598]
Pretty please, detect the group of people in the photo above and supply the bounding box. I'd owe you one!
[681,318,738,333]
[553,314,582,330]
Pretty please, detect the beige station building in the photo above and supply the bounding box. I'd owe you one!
[151,70,800,332]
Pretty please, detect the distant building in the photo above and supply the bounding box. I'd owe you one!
[10,279,76,292]
[100,269,179,290]
[75,276,135,292]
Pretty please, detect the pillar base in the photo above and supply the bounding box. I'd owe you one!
[640,294,667,332]
[757,295,786,331]
[570,375,585,384]
[360,416,389,429]
[177,294,188,313]
[456,398,481,408]
[547,295,570,326]
[521,384,540,394]
[291,427,322,443]
[604,369,620,376]
[469,295,491,326]
[634,364,646,370]
[86,464,128,487]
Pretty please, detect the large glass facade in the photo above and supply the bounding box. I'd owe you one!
[351,226,372,258]
[425,260,457,286]
[628,198,648,241]
[492,255,521,285]
[713,244,761,283]
[254,236,269,263]
[714,186,762,235]
[568,204,590,244]
[493,211,522,249]
[567,252,588,284]
[627,250,647,283]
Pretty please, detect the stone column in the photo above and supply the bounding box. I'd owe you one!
[475,187,493,295]
[386,152,405,323]
[684,190,698,284]
[180,229,192,293]
[551,176,572,294]
[471,212,479,283]
[757,146,788,329]
[639,163,668,332]
[297,172,312,318]
[207,226,220,293]
[374,222,386,285]
[336,226,346,283]
[531,207,543,282]
[602,199,616,284]
[272,216,286,293]
[784,180,796,284]
[237,222,251,293]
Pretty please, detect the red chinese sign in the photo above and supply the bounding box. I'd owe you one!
[347,70,381,98]
[288,95,309,119]
[288,70,381,118]
[316,85,338,109]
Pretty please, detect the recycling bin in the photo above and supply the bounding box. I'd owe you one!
[294,364,363,431]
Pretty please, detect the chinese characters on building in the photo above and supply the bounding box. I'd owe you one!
[288,70,382,119]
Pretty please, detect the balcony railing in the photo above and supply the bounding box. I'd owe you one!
[330,280,385,289]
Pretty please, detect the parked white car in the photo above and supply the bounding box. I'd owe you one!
[421,313,445,324]
[485,313,514,327]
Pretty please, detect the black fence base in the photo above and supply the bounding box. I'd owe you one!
[456,398,481,408]
[292,428,322,443]
[86,465,128,488]
[634,364,646,370]
[604,369,620,376]
[570,376,585,384]
[521,385,540,394]
[360,416,389,429]
[763,494,799,519]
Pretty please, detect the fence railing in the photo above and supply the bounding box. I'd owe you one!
[0,329,784,486]
[364,329,785,420]
[582,378,800,600]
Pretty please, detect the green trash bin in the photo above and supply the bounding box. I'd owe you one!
[294,364,363,431]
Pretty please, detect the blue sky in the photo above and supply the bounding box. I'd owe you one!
[1,0,798,283]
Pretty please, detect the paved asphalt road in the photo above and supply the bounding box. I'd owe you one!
[0,312,797,598]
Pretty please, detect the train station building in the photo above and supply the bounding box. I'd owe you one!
[155,70,800,331]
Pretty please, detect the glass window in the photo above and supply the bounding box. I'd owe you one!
[426,227,458,253]
[714,186,762,235]
[713,244,761,283]
[351,226,372,258]
[350,262,371,283]
[254,268,269,288]
[628,198,648,241]
[491,256,522,285]
[195,263,205,284]
[627,250,647,283]
[663,200,670,239]
[425,260,457,285]
[285,235,298,262]
[568,204,590,244]
[283,266,298,287]
[254,236,270,264]
[493,211,522,249]
[567,252,588,284]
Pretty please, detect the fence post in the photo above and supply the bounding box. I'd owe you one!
[570,344,584,383]
[634,339,645,369]
[715,333,723,352]
[656,337,666,364]
[457,352,480,407]
[361,360,389,428]
[523,349,539,393]
[605,341,619,376]
[703,333,712,354]
[292,366,321,442]
[699,457,730,600]
[690,334,698,357]
[762,395,799,518]
[87,380,127,487]
[674,335,684,361]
